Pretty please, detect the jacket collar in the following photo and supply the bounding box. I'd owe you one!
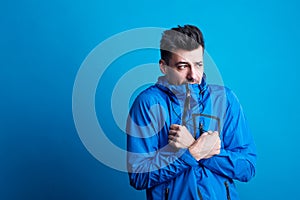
[155,75,207,99]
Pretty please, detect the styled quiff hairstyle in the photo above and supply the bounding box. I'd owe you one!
[160,25,205,65]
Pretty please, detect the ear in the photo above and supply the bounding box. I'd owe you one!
[159,59,167,74]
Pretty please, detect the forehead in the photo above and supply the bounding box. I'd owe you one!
[170,46,203,63]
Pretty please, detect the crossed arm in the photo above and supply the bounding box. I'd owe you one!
[127,94,256,190]
[168,124,221,161]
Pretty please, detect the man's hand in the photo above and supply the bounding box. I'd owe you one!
[188,131,221,161]
[168,124,195,149]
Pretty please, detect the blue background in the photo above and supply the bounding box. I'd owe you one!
[1,0,300,199]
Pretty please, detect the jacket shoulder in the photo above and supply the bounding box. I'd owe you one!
[207,84,238,100]
[131,84,167,107]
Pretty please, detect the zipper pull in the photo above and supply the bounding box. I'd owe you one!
[186,84,191,110]
[200,123,204,134]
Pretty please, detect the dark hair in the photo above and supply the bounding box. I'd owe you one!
[160,25,205,65]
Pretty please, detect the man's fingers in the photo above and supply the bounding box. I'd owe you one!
[205,130,218,135]
[168,130,178,136]
[168,134,177,140]
[170,124,181,130]
[201,132,208,136]
[213,131,219,136]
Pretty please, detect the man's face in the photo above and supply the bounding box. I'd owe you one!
[160,46,204,85]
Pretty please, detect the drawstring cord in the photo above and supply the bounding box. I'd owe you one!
[224,181,231,200]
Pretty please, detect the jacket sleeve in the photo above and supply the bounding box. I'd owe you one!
[127,94,198,190]
[200,90,257,182]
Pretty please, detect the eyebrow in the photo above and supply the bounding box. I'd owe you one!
[175,61,203,66]
[175,61,189,65]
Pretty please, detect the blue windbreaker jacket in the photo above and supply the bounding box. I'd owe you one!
[127,76,256,200]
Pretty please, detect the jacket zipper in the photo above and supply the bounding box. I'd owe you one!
[197,187,203,200]
[224,181,231,200]
[182,83,191,126]
[165,188,169,200]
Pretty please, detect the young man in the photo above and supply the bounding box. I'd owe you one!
[126,25,256,200]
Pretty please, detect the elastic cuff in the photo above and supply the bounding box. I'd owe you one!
[180,149,198,167]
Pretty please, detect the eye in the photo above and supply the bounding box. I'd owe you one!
[177,64,188,70]
[196,62,203,68]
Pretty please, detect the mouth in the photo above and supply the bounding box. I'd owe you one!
[186,80,199,84]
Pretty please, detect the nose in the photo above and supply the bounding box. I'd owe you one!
[187,65,197,82]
